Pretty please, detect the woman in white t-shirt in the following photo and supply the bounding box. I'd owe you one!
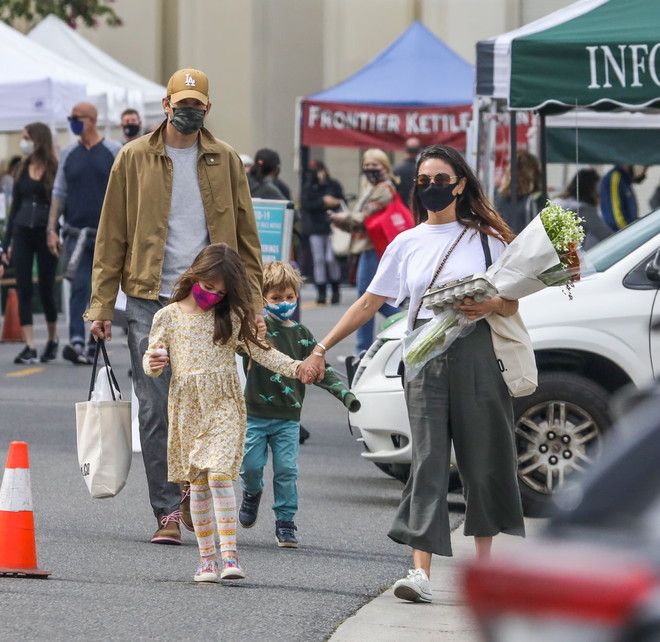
[300,145,525,603]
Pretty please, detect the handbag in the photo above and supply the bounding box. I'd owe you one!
[486,312,538,397]
[363,187,414,258]
[480,232,538,397]
[75,340,132,498]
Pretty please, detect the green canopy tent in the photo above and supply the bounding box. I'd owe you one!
[475,0,660,194]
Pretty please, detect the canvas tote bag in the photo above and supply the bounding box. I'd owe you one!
[480,233,537,398]
[486,312,538,397]
[76,340,132,498]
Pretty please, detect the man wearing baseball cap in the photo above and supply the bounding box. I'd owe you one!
[86,68,264,545]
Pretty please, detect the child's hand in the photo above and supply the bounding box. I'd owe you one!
[148,345,169,371]
[297,363,319,385]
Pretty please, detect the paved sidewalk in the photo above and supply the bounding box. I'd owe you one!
[329,519,544,642]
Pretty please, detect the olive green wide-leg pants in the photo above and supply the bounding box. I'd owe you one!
[389,320,525,556]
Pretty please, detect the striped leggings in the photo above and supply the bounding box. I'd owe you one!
[190,471,237,557]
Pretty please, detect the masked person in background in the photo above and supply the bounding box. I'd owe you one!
[599,164,648,231]
[47,101,122,365]
[121,109,142,144]
[85,68,264,547]
[330,149,400,353]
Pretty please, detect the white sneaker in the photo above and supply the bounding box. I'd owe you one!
[393,568,433,603]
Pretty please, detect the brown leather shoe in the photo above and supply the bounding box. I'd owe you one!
[180,483,194,532]
[151,511,182,545]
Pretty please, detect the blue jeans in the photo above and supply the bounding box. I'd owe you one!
[356,249,399,353]
[240,416,300,522]
[64,235,95,347]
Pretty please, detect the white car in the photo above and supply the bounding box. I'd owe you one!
[348,209,660,514]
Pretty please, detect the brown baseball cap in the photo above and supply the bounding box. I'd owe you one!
[167,68,209,105]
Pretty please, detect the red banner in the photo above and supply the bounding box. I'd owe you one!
[302,100,472,151]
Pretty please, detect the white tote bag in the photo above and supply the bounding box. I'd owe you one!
[486,311,538,398]
[76,340,132,498]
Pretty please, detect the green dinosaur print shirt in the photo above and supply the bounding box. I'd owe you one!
[242,317,360,421]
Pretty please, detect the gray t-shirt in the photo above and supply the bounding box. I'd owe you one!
[160,141,210,297]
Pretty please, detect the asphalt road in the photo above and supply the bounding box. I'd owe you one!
[0,286,463,642]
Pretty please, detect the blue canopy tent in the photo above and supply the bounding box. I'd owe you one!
[298,21,475,153]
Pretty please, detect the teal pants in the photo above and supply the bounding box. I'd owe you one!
[240,415,300,522]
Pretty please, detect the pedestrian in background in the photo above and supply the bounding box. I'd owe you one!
[238,262,359,548]
[2,123,59,364]
[300,160,344,304]
[300,144,524,604]
[330,148,400,353]
[239,153,254,174]
[87,69,265,547]
[143,244,306,582]
[47,102,122,365]
[555,169,612,249]
[494,149,544,234]
[393,137,422,207]
[600,164,647,231]
[248,149,287,200]
[1,156,21,213]
[121,108,142,144]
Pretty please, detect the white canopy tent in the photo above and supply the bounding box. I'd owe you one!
[0,49,86,131]
[28,15,166,125]
[0,20,132,130]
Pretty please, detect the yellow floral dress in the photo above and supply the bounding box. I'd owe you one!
[143,303,301,483]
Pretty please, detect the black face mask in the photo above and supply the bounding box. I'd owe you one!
[363,168,382,185]
[123,124,141,139]
[418,183,459,213]
[169,105,206,135]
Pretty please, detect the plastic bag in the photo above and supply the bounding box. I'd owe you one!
[90,366,121,402]
[402,310,474,381]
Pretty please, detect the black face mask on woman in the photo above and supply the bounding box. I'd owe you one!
[418,182,459,213]
[363,168,382,185]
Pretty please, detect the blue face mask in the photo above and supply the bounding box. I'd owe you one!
[265,300,297,323]
[69,117,84,136]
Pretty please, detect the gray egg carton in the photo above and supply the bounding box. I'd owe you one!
[422,273,498,313]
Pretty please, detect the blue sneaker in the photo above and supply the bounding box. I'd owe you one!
[239,490,262,528]
[275,520,299,548]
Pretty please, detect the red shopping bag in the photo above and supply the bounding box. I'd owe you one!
[364,190,414,257]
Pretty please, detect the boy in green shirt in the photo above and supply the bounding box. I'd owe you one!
[239,262,360,547]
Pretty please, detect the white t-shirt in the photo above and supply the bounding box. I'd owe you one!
[367,221,506,334]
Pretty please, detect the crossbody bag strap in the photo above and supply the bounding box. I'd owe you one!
[480,231,492,268]
[412,226,468,327]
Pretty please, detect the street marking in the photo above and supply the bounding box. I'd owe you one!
[301,301,322,311]
[6,367,44,378]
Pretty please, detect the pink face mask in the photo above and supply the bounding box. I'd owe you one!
[192,283,224,309]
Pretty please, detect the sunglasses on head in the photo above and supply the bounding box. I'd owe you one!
[416,173,460,188]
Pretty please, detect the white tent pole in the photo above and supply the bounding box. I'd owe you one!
[293,96,303,173]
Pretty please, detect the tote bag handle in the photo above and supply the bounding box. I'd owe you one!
[87,339,121,402]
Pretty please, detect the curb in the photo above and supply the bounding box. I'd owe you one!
[329,518,544,642]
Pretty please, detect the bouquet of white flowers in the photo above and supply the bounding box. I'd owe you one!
[403,203,594,380]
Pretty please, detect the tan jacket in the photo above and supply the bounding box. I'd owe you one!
[84,122,263,321]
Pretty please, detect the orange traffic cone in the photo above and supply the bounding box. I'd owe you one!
[0,442,50,578]
[1,288,23,343]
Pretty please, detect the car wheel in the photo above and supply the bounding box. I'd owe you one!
[374,462,410,483]
[512,372,612,517]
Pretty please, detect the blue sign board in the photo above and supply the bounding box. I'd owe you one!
[252,199,294,263]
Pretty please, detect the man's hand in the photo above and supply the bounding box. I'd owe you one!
[255,314,267,340]
[91,320,113,342]
[2,247,11,265]
[47,230,61,257]
[0,263,4,280]
[323,195,341,209]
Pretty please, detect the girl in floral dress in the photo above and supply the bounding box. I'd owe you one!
[143,244,311,583]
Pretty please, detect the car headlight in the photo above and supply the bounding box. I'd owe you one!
[384,341,403,378]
